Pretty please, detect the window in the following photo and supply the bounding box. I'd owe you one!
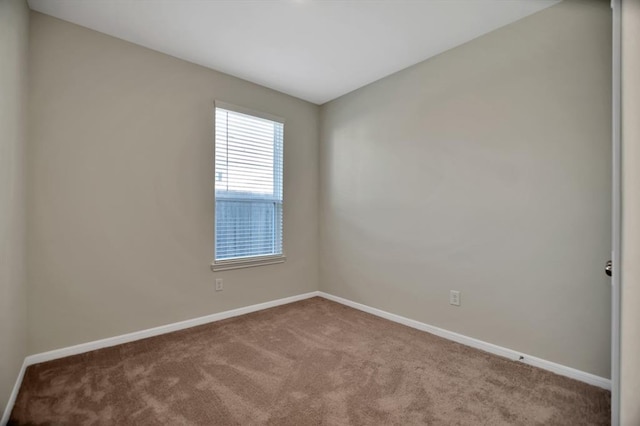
[212,102,285,270]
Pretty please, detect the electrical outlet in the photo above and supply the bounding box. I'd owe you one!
[449,290,460,306]
[215,278,223,291]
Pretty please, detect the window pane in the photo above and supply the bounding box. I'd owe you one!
[215,107,283,261]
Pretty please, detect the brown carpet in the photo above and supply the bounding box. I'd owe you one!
[10,297,610,425]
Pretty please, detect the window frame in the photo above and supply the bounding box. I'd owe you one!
[211,101,286,272]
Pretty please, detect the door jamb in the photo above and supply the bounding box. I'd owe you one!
[610,0,622,424]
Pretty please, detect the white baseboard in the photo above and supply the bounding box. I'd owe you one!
[318,291,611,390]
[26,291,320,366]
[2,288,610,425]
[1,359,28,426]
[1,291,320,425]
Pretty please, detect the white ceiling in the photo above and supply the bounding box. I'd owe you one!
[27,0,560,105]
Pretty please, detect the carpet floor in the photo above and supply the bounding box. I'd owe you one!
[10,297,610,425]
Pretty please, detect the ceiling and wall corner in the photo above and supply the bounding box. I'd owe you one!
[26,0,560,105]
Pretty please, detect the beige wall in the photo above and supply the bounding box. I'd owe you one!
[27,12,320,354]
[320,0,612,378]
[0,0,29,410]
[621,0,640,423]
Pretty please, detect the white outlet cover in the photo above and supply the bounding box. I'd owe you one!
[450,290,461,306]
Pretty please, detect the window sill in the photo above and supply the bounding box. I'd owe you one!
[211,255,286,272]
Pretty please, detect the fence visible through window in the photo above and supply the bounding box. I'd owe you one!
[214,106,283,262]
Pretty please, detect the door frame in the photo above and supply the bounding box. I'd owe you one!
[611,0,622,424]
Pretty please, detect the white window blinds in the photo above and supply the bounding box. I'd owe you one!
[214,105,284,262]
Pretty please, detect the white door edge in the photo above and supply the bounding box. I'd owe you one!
[610,0,622,424]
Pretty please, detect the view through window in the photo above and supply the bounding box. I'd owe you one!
[214,106,284,262]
